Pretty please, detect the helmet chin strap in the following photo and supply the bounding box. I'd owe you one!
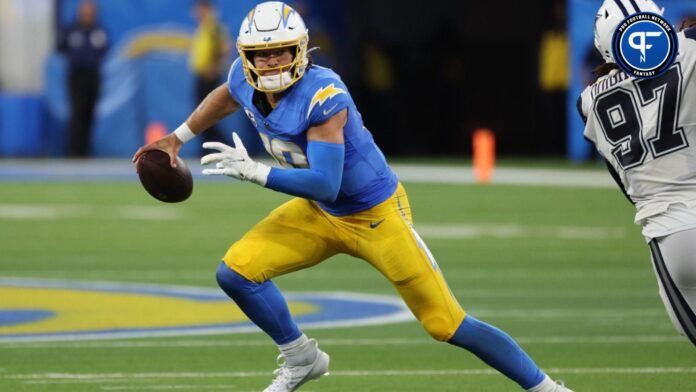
[257,71,294,91]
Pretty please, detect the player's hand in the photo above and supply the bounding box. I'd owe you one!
[201,132,270,186]
[132,134,183,168]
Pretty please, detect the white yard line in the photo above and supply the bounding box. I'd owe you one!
[472,308,666,318]
[0,335,685,349]
[22,379,153,385]
[392,165,615,188]
[8,367,696,382]
[415,224,625,240]
[0,204,622,239]
[26,382,257,392]
[100,386,247,391]
[0,204,183,221]
[0,204,85,219]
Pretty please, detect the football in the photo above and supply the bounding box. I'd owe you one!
[136,150,193,203]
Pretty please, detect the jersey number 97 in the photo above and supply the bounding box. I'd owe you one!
[593,65,687,170]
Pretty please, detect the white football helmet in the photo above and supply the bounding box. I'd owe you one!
[237,1,309,92]
[594,0,664,63]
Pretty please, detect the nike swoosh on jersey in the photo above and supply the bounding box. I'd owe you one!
[370,219,385,229]
[307,84,345,119]
[323,104,338,116]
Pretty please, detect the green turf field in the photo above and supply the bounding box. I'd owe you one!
[1,179,695,391]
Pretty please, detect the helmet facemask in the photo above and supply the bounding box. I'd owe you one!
[238,36,308,93]
[236,2,310,92]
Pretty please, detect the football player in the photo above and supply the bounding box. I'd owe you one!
[578,0,696,347]
[134,2,573,391]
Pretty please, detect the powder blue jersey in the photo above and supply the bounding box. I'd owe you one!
[227,59,398,215]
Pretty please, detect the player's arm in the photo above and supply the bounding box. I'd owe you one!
[578,92,633,205]
[576,95,588,125]
[603,159,633,204]
[201,109,347,203]
[132,83,240,167]
[263,109,346,203]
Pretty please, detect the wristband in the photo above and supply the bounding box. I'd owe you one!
[173,123,196,143]
[249,162,271,186]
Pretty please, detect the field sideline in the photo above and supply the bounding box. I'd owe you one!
[1,162,696,391]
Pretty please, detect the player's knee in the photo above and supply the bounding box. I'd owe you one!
[215,262,258,297]
[421,315,457,342]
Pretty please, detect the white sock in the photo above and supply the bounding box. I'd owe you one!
[527,375,555,392]
[278,334,316,366]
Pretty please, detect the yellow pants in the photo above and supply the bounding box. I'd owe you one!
[223,183,466,341]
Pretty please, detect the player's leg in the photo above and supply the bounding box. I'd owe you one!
[216,263,302,345]
[217,198,343,390]
[649,229,696,347]
[347,184,570,391]
[216,265,331,391]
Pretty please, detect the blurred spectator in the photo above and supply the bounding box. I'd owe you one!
[356,33,398,151]
[537,0,569,151]
[58,0,108,157]
[190,0,230,146]
[364,43,395,95]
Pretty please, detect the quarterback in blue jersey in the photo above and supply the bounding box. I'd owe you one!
[133,2,572,391]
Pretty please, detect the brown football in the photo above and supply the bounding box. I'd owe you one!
[136,150,193,203]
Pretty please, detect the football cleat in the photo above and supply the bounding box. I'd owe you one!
[529,376,574,392]
[263,339,330,392]
[549,379,574,392]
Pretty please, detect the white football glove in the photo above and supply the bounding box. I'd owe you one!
[201,132,271,186]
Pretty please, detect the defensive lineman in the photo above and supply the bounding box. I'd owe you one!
[134,2,573,391]
[578,0,696,346]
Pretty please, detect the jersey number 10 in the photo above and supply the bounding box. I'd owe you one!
[593,65,687,170]
[258,133,309,169]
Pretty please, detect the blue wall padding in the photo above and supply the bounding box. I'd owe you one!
[43,54,70,156]
[44,25,261,157]
[10,0,335,157]
[0,94,44,156]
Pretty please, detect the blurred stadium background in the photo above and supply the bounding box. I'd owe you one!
[2,0,696,391]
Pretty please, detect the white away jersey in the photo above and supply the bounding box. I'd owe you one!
[579,28,696,237]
